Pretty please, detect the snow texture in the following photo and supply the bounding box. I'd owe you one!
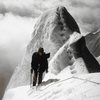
[3,72,100,100]
[49,32,84,74]
[3,56,99,100]
[6,6,80,89]
[3,6,100,100]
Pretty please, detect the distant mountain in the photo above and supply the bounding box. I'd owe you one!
[85,29,100,57]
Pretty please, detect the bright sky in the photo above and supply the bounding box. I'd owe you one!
[0,14,33,70]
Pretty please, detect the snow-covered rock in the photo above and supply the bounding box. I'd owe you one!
[85,29,100,57]
[3,6,100,100]
[49,32,86,74]
[6,6,80,89]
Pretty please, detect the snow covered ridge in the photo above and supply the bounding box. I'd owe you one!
[3,6,100,100]
[49,32,84,74]
[68,32,82,45]
[3,73,100,100]
[6,6,81,89]
[3,57,100,100]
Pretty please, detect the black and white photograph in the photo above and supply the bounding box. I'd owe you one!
[0,0,100,100]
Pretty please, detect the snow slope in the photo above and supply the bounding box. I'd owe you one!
[3,72,100,100]
[3,57,100,100]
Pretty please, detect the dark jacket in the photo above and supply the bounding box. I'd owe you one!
[31,52,50,72]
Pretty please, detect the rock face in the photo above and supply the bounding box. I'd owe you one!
[50,31,100,74]
[7,6,80,89]
[68,32,100,73]
[85,30,100,57]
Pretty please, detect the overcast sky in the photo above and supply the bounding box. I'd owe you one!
[0,0,100,99]
[0,0,100,32]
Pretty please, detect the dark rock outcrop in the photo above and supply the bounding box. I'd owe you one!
[70,34,100,73]
[85,30,100,57]
[56,6,80,33]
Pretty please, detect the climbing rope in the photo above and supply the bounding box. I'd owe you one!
[73,76,100,85]
[28,75,100,95]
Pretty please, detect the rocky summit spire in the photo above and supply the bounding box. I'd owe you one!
[6,6,81,89]
[56,6,80,33]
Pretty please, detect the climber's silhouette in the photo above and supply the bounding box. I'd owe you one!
[31,47,50,86]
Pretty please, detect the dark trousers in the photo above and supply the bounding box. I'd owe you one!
[33,70,43,86]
